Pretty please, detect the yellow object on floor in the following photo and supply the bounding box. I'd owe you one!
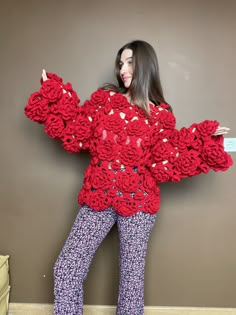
[0,255,10,315]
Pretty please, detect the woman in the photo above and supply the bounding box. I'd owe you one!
[25,40,232,315]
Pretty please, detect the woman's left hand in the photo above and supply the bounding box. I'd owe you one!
[212,126,230,136]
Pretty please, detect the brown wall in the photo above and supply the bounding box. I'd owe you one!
[0,0,235,307]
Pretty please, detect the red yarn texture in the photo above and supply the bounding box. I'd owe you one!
[25,72,233,216]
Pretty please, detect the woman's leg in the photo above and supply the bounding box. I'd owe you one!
[116,211,157,315]
[54,205,117,315]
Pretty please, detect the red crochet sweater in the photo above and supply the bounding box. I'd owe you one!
[25,72,233,216]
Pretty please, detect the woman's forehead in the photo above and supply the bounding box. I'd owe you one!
[120,49,133,61]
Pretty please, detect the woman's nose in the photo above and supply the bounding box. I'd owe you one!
[120,63,128,75]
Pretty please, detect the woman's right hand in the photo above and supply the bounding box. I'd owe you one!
[42,69,48,82]
[42,69,69,95]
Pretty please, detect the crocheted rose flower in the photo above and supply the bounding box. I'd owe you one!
[120,144,143,166]
[91,167,112,189]
[152,141,174,162]
[113,197,138,216]
[50,94,77,121]
[61,91,79,107]
[86,189,111,210]
[90,89,108,108]
[62,134,81,153]
[198,162,210,174]
[97,139,118,161]
[133,191,145,201]
[144,194,160,214]
[142,150,152,167]
[169,127,195,152]
[67,86,80,105]
[136,107,146,119]
[103,101,112,115]
[125,107,137,121]
[142,173,157,191]
[201,142,233,171]
[63,82,73,91]
[93,125,103,139]
[25,92,49,123]
[174,149,200,177]
[103,113,125,134]
[77,100,93,118]
[126,119,147,136]
[44,114,65,139]
[150,127,172,145]
[157,109,176,129]
[151,162,174,183]
[116,172,139,192]
[73,115,92,141]
[107,188,117,199]
[62,120,89,151]
[149,123,161,136]
[27,91,45,106]
[116,130,128,145]
[191,137,203,151]
[40,80,62,102]
[110,93,129,110]
[195,120,219,138]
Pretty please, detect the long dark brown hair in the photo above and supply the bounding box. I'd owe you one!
[101,40,172,115]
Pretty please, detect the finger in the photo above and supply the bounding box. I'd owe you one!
[42,69,48,81]
[219,129,230,133]
[213,132,228,136]
[217,127,230,131]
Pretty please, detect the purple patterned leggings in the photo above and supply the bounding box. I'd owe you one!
[54,205,157,315]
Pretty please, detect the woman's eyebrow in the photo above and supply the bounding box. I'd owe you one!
[120,57,133,63]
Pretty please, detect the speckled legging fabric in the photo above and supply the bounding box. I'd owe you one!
[54,205,157,315]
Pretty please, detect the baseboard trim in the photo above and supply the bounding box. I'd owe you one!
[8,303,236,315]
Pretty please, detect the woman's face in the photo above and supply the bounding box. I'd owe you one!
[119,48,133,89]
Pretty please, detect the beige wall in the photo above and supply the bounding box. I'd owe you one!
[0,0,235,307]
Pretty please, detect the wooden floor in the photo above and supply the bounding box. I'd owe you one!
[7,303,236,315]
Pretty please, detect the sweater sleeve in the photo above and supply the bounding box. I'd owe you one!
[149,104,233,183]
[24,72,102,153]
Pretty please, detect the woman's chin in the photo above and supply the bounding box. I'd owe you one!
[124,82,131,88]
